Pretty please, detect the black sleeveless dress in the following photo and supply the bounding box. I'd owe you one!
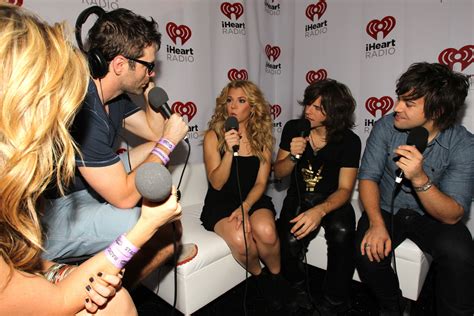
[200,155,276,231]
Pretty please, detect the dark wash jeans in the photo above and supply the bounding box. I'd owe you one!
[355,208,474,316]
[278,201,356,303]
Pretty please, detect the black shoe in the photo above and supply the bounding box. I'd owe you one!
[378,293,405,316]
[255,269,285,311]
[286,280,314,312]
[313,295,352,316]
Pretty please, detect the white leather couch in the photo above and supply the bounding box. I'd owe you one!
[143,162,473,316]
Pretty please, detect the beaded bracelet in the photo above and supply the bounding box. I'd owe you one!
[151,147,170,165]
[104,234,140,269]
[158,138,176,152]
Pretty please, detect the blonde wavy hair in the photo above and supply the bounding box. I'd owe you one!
[207,80,274,162]
[0,4,89,274]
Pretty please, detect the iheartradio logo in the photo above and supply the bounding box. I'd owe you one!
[365,96,394,117]
[306,0,327,22]
[438,45,474,71]
[166,22,192,45]
[265,45,281,62]
[305,69,327,84]
[221,2,244,20]
[172,102,197,122]
[270,104,282,120]
[7,0,23,5]
[228,68,248,81]
[366,16,396,40]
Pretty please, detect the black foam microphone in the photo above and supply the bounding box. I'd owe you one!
[395,126,429,184]
[148,87,172,117]
[135,162,172,203]
[294,118,311,159]
[225,116,240,156]
[148,86,188,142]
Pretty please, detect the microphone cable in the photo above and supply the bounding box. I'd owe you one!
[233,154,249,316]
[290,157,321,315]
[170,136,191,316]
[389,183,402,314]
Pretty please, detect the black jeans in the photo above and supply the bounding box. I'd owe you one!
[355,209,474,316]
[278,202,356,303]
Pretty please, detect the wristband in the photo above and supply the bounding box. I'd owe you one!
[151,147,170,165]
[116,233,140,256]
[104,234,140,269]
[104,246,129,269]
[158,138,176,152]
[289,154,298,163]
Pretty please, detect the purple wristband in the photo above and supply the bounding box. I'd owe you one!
[104,245,130,269]
[116,234,140,257]
[158,138,176,152]
[104,234,140,269]
[151,147,170,165]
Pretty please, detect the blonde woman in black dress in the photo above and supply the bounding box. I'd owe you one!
[201,80,287,310]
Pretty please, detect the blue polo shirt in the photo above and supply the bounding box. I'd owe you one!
[358,114,474,215]
[70,80,141,194]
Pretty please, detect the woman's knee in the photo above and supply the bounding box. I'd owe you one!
[253,222,278,246]
[227,232,253,257]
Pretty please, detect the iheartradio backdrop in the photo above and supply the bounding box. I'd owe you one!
[15,0,474,211]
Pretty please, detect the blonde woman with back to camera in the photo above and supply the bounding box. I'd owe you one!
[0,4,181,315]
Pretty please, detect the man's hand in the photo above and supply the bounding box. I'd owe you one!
[394,144,426,185]
[162,114,189,145]
[290,136,307,157]
[289,207,325,239]
[360,223,391,262]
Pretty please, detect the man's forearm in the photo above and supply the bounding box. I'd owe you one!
[359,179,385,226]
[413,177,464,224]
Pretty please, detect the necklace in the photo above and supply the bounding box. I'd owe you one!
[309,132,326,155]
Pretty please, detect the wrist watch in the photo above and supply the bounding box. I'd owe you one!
[289,154,298,163]
[413,178,433,192]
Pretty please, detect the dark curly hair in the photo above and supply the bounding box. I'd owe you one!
[88,8,161,66]
[299,79,356,143]
[396,62,470,131]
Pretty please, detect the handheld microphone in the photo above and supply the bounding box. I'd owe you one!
[135,162,172,203]
[148,87,188,142]
[225,116,240,156]
[294,118,311,159]
[395,126,429,184]
[148,87,172,117]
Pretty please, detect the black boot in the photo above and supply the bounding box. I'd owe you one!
[255,269,287,311]
[378,293,404,316]
[313,295,352,316]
